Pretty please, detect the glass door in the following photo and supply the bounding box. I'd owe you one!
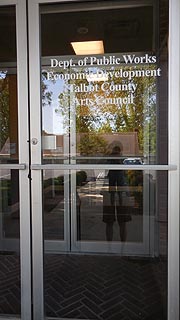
[28,0,179,319]
[41,0,167,255]
[40,3,157,255]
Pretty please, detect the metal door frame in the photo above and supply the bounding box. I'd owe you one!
[28,0,179,319]
[0,0,31,319]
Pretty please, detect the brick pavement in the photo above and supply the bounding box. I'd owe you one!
[0,253,167,319]
[0,254,21,315]
[44,254,167,320]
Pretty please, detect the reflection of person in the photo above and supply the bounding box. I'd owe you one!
[108,146,124,206]
[103,145,131,242]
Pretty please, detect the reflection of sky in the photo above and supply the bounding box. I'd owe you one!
[42,78,64,134]
[0,71,7,79]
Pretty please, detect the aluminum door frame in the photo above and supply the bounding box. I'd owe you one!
[0,0,31,319]
[69,72,151,255]
[28,1,179,320]
[168,1,180,319]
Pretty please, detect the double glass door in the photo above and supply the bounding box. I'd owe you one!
[0,0,179,319]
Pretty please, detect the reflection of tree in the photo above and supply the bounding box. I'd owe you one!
[0,72,9,149]
[114,67,156,153]
[53,64,157,156]
[42,71,53,107]
[77,133,108,156]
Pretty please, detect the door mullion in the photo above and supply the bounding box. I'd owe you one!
[168,0,180,319]
[16,0,32,319]
[28,0,45,319]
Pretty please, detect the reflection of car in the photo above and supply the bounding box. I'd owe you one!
[123,158,143,165]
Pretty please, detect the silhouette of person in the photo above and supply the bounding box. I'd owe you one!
[103,145,131,241]
[108,146,124,206]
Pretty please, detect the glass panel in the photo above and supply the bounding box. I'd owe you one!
[41,0,168,319]
[41,71,69,164]
[41,4,167,166]
[43,168,167,319]
[43,170,65,240]
[76,169,144,242]
[0,8,18,164]
[0,6,20,316]
[1,169,19,239]
[0,170,20,314]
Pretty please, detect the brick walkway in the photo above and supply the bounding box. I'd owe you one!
[44,254,167,320]
[0,254,167,320]
[0,254,21,315]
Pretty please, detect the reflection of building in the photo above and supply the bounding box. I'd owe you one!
[43,131,140,157]
[91,132,140,156]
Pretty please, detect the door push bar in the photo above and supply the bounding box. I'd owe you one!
[31,164,177,171]
[0,164,26,170]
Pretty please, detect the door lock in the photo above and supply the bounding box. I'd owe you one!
[31,138,38,145]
